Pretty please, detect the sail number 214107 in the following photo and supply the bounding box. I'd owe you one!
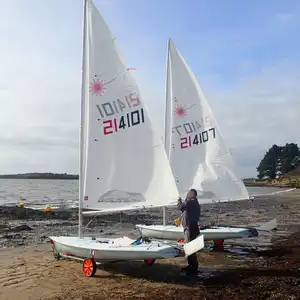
[180,127,216,149]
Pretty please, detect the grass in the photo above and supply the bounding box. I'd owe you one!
[244,175,300,188]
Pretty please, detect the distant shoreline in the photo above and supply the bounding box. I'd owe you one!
[0,173,298,188]
[243,182,292,188]
[0,173,261,183]
[0,173,79,180]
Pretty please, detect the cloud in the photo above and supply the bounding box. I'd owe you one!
[274,13,293,24]
[0,0,299,178]
[138,62,300,178]
[273,12,298,29]
[0,0,84,174]
[207,65,300,177]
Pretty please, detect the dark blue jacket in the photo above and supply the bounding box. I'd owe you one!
[177,197,200,232]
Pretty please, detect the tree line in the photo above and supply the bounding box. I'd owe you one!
[0,173,79,180]
[257,143,300,179]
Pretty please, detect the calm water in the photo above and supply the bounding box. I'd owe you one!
[0,179,288,209]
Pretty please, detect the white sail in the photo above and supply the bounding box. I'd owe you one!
[165,39,249,202]
[81,1,179,212]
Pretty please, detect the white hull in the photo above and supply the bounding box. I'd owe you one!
[50,236,182,263]
[136,224,259,241]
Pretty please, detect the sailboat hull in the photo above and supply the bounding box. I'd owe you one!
[136,224,260,241]
[50,236,183,263]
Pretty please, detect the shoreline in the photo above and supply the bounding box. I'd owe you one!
[0,189,300,299]
[2,175,299,189]
[245,183,297,188]
[0,173,79,180]
[1,189,300,249]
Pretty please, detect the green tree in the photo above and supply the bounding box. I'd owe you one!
[280,143,300,174]
[257,143,300,179]
[257,144,282,179]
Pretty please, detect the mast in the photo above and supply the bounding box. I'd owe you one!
[164,38,171,160]
[78,0,88,239]
[162,39,172,226]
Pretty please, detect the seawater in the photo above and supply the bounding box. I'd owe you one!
[0,178,292,209]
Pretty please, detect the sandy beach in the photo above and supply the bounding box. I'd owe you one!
[0,189,300,300]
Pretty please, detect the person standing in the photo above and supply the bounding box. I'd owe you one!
[177,188,200,275]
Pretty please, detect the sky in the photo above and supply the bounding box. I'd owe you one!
[0,0,299,178]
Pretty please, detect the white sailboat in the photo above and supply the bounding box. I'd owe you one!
[50,1,204,277]
[136,39,277,245]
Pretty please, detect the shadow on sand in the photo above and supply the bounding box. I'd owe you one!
[97,261,208,285]
[93,239,300,289]
[205,267,299,286]
[98,259,299,286]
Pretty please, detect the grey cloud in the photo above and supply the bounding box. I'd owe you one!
[0,29,299,179]
[143,65,300,178]
[0,147,78,174]
[207,69,300,177]
[231,147,265,167]
[1,135,78,150]
[0,124,79,150]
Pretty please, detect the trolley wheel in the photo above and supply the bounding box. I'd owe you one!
[144,259,156,266]
[52,245,61,260]
[213,239,224,250]
[83,258,97,277]
[53,252,61,261]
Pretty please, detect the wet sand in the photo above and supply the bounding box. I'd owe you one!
[0,189,300,299]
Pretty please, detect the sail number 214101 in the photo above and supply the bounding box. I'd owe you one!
[103,108,145,135]
[180,127,216,149]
